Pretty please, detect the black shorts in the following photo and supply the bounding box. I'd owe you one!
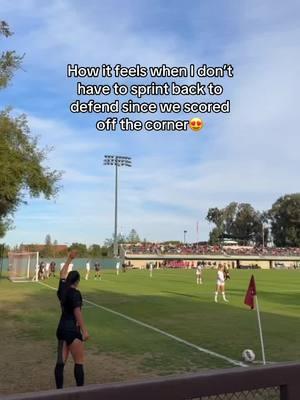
[56,325,83,346]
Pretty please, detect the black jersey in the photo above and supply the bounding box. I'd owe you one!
[50,262,56,271]
[57,280,82,325]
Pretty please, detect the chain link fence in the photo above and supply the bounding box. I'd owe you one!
[189,386,280,400]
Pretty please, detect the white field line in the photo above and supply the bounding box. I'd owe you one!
[252,360,277,365]
[39,281,247,368]
[82,303,95,308]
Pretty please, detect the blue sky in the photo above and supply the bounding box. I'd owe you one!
[1,0,299,246]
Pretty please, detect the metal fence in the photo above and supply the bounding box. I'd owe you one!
[1,363,300,400]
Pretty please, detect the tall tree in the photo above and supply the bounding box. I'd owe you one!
[268,193,300,247]
[43,234,52,257]
[223,202,238,236]
[207,202,264,245]
[68,243,88,257]
[52,239,58,257]
[231,203,263,244]
[45,234,52,246]
[0,22,61,238]
[126,229,140,243]
[88,244,102,258]
[206,206,229,243]
[104,233,126,247]
[0,21,23,89]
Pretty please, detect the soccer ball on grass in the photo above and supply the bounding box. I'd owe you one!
[242,349,255,363]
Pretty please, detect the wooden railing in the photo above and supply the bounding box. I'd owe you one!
[2,362,300,400]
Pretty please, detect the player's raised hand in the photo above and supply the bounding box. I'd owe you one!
[60,251,77,278]
[69,250,78,260]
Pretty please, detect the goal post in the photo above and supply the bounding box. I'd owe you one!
[8,252,39,282]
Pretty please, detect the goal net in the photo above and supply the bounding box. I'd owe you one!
[8,252,39,282]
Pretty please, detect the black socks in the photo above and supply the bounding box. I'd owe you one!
[55,362,84,388]
[54,363,64,389]
[74,363,84,386]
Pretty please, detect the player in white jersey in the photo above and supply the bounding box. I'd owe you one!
[149,261,154,278]
[45,262,50,279]
[85,261,90,280]
[215,264,229,303]
[196,261,202,284]
[60,262,73,274]
[116,260,120,275]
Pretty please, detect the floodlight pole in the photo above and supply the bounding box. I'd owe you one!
[0,243,4,278]
[104,155,132,258]
[114,162,118,258]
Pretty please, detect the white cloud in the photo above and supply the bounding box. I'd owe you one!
[2,0,300,246]
[2,0,188,72]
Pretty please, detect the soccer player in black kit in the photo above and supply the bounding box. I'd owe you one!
[54,251,89,389]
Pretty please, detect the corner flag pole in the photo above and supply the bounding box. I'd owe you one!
[255,295,266,365]
[244,275,266,365]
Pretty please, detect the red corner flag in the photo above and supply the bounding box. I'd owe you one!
[244,275,257,309]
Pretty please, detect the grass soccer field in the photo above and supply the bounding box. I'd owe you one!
[0,268,300,395]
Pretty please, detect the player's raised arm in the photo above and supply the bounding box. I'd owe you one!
[60,251,77,279]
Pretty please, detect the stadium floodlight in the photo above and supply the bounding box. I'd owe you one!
[103,155,132,257]
[184,230,187,244]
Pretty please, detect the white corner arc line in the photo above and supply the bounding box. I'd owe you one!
[39,281,247,368]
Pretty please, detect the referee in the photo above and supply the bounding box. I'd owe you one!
[54,251,89,389]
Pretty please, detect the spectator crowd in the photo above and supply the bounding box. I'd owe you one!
[122,243,300,257]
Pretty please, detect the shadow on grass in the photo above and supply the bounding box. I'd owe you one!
[1,274,300,395]
[228,287,300,307]
[162,290,201,299]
